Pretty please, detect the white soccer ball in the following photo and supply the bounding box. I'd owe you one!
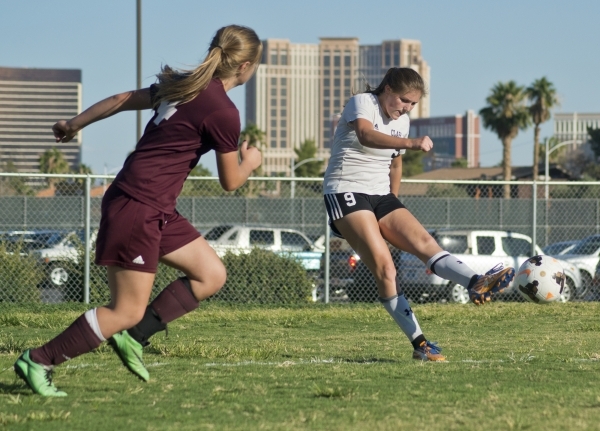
[515,255,566,304]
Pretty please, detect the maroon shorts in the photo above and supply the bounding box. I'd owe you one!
[95,185,201,273]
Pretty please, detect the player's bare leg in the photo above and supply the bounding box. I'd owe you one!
[97,267,156,336]
[15,267,155,394]
[109,237,227,379]
[333,211,444,361]
[380,208,514,305]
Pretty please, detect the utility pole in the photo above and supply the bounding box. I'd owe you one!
[136,0,142,143]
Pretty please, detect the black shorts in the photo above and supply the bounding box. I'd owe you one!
[323,192,406,238]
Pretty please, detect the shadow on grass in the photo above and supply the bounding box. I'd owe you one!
[337,357,397,364]
[0,380,33,396]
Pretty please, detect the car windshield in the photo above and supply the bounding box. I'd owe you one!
[204,225,233,241]
[568,236,600,255]
[0,230,69,252]
[543,242,576,255]
[433,233,469,254]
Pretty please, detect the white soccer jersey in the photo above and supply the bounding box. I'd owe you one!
[323,92,410,196]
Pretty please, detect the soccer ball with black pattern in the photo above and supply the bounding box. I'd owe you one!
[515,255,565,304]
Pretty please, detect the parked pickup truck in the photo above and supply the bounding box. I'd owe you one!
[397,229,582,304]
[203,225,324,271]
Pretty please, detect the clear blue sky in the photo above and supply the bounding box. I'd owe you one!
[3,0,599,175]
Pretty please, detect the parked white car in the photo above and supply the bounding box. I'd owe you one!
[204,225,323,271]
[398,229,582,304]
[31,230,96,287]
[558,234,600,298]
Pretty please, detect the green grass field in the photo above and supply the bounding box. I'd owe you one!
[0,302,599,431]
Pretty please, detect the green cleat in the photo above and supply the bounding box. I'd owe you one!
[108,330,149,382]
[14,350,67,397]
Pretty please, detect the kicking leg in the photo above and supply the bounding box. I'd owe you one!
[379,208,514,305]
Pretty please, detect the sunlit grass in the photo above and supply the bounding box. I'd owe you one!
[0,302,599,430]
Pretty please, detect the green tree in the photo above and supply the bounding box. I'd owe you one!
[239,123,267,196]
[180,164,224,196]
[55,163,95,195]
[240,122,266,176]
[402,150,424,177]
[426,184,469,198]
[587,127,600,159]
[39,147,70,186]
[451,158,468,168]
[74,163,93,175]
[293,139,323,177]
[479,81,530,198]
[526,77,559,180]
[0,161,34,196]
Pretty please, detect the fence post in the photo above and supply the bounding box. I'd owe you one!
[23,195,27,228]
[324,210,330,304]
[83,175,91,304]
[532,181,537,256]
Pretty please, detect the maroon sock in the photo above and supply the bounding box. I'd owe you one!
[30,313,103,366]
[150,278,200,324]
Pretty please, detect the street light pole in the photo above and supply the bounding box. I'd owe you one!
[290,157,324,198]
[543,138,582,247]
[544,139,582,199]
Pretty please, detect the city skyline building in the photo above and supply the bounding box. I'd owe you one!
[554,112,600,149]
[0,67,82,173]
[246,37,430,176]
[409,110,480,170]
[245,39,321,175]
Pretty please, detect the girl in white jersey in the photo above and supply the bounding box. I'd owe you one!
[323,68,515,361]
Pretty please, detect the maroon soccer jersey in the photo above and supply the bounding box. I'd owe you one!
[113,78,240,213]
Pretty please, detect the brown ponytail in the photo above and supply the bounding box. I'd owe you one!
[364,67,427,97]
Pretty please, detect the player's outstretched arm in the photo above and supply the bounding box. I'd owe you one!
[352,118,433,152]
[215,140,262,191]
[52,88,153,143]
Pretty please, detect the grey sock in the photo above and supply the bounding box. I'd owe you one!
[427,251,477,287]
[379,294,423,342]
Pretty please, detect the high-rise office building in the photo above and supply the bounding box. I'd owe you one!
[358,39,430,119]
[0,67,82,173]
[246,37,430,176]
[319,38,359,150]
[246,39,321,175]
[409,110,480,169]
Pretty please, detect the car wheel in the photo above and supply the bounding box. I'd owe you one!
[448,283,470,304]
[48,263,69,287]
[558,277,574,303]
[579,271,592,299]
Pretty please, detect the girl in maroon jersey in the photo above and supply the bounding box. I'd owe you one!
[14,25,262,396]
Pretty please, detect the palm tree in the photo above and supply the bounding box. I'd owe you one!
[293,139,323,177]
[239,123,266,196]
[74,163,93,175]
[526,77,559,180]
[479,81,530,198]
[240,122,266,173]
[39,147,71,186]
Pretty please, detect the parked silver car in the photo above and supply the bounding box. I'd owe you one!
[559,234,600,298]
[204,224,323,271]
[542,240,579,256]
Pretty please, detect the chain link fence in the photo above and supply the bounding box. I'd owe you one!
[1,173,599,305]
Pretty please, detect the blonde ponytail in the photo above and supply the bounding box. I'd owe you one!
[153,25,262,108]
